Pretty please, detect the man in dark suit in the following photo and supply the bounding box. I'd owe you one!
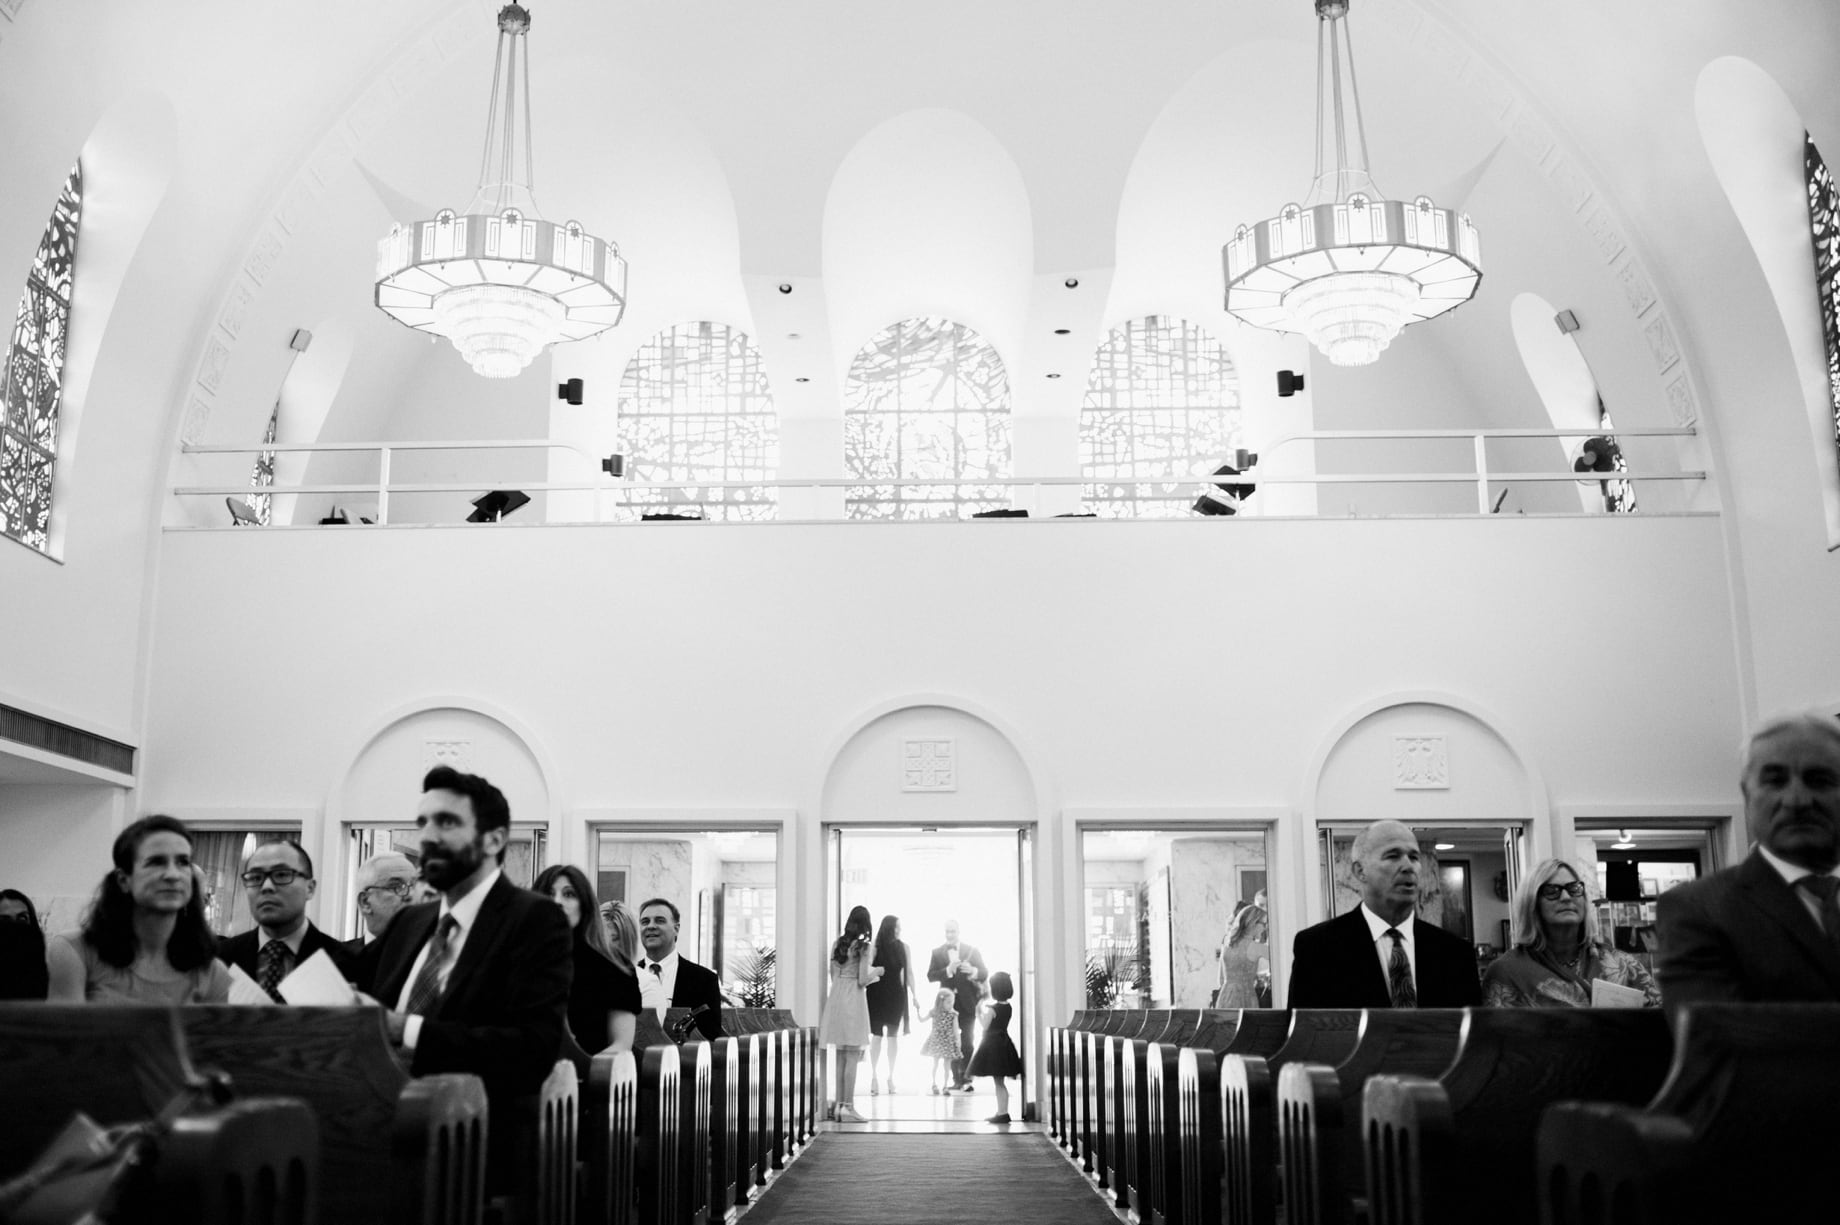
[218,839,354,999]
[634,897,724,1039]
[1288,820,1483,1009]
[345,851,418,957]
[925,919,988,1090]
[356,766,572,1192]
[1657,712,1840,1008]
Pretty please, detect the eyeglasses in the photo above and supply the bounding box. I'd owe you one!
[1537,880,1587,901]
[361,880,413,900]
[241,867,308,888]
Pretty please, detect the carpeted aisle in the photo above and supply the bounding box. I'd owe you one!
[741,1132,1118,1224]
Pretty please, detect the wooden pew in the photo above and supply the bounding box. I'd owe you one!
[1125,1010,1203,1217]
[1063,1011,1109,1165]
[1362,1008,1670,1225]
[1173,1009,1292,1225]
[0,1004,321,1225]
[1048,1008,1092,1146]
[677,1039,713,1225]
[1106,1010,1171,1202]
[515,1059,580,1225]
[580,1050,638,1225]
[1092,1010,1157,1192]
[1275,1009,1465,1225]
[635,1044,682,1225]
[724,1031,763,1208]
[1537,1003,1840,1224]
[1221,1009,1362,1225]
[176,1005,485,1225]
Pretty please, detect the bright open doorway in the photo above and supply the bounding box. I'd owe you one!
[824,825,1035,1123]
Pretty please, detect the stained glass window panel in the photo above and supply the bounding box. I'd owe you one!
[1806,134,1840,466]
[0,162,81,553]
[617,321,779,521]
[1079,316,1242,518]
[843,316,1011,519]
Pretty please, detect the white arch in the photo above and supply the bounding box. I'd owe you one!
[1509,291,1605,515]
[1696,57,1840,547]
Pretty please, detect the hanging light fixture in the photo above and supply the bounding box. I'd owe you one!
[375,4,626,378]
[1223,0,1481,367]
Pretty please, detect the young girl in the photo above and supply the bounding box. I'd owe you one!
[919,986,961,1094]
[967,970,1024,1123]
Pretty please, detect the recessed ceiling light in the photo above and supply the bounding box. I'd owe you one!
[778,283,793,294]
[1045,373,1060,379]
[787,332,801,340]
[1434,842,1455,851]
[1064,277,1079,288]
[1053,328,1071,335]
[794,377,810,383]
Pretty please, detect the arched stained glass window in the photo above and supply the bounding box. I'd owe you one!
[1080,315,1242,518]
[843,316,1010,519]
[1,162,82,553]
[1806,133,1840,466]
[617,321,778,521]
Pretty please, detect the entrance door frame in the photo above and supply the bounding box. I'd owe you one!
[822,820,1040,1119]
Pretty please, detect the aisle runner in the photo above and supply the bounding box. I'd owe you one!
[741,1132,1118,1225]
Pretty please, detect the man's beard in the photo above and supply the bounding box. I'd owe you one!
[421,836,486,891]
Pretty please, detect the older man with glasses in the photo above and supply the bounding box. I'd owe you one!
[347,852,420,953]
[217,839,356,1001]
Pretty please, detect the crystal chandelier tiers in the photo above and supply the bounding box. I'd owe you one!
[375,4,626,378]
[1223,0,1481,367]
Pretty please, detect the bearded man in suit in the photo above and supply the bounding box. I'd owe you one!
[1287,820,1483,1009]
[925,918,988,1091]
[356,766,571,1192]
[218,839,355,999]
[1657,712,1840,1008]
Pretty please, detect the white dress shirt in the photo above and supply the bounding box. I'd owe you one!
[635,949,680,1021]
[396,867,501,1050]
[1358,903,1417,991]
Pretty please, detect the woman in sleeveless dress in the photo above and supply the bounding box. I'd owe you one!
[865,914,918,1094]
[967,970,1024,1124]
[46,814,231,1005]
[816,905,882,1122]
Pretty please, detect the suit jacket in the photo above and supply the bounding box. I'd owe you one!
[218,921,357,984]
[1287,906,1483,1009]
[1655,850,1840,1009]
[669,956,725,1039]
[926,941,988,1017]
[360,875,572,1106]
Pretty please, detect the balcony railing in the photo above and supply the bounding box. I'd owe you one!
[173,427,1703,526]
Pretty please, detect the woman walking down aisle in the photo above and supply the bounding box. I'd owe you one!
[865,914,919,1095]
[968,971,1024,1123]
[817,905,883,1122]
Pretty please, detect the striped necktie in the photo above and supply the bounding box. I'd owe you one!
[1795,875,1840,943]
[1385,928,1417,1008]
[256,938,288,1004]
[403,915,459,1017]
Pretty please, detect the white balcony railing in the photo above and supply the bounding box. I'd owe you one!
[173,427,1703,526]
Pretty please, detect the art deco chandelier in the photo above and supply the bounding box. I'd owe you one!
[1224,0,1481,367]
[375,4,626,378]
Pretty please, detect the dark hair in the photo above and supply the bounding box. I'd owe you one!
[988,970,1014,1001]
[0,889,39,927]
[873,913,900,958]
[423,766,511,861]
[245,838,314,879]
[833,905,872,965]
[82,814,217,971]
[532,864,626,969]
[639,897,681,925]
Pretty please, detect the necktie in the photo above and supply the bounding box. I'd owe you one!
[1795,875,1840,942]
[403,915,459,1017]
[1385,928,1417,1008]
[256,938,288,1004]
[647,961,663,978]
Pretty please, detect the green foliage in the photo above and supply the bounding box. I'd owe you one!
[1084,944,1140,1009]
[734,944,777,1008]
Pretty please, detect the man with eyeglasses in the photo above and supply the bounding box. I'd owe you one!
[1657,711,1840,1009]
[218,839,356,1002]
[1288,819,1484,1009]
[345,852,419,957]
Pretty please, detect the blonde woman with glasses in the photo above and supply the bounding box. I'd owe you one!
[1482,857,1660,1008]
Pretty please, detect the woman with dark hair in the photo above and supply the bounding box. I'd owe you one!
[45,815,231,1004]
[1483,857,1660,1008]
[816,904,882,1122]
[0,888,49,1000]
[864,913,918,1095]
[532,864,639,1054]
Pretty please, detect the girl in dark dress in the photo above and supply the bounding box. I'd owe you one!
[865,914,918,1094]
[534,865,640,1054]
[967,970,1023,1124]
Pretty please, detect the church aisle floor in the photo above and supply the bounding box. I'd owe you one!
[738,1131,1121,1224]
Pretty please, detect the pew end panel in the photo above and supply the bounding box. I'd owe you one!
[582,1051,638,1225]
[1276,1061,1344,1225]
[1535,1100,1693,1225]
[636,1044,683,1225]
[159,1097,321,1225]
[1219,1053,1276,1225]
[508,1058,578,1225]
[1176,1048,1225,1225]
[1361,1075,1454,1225]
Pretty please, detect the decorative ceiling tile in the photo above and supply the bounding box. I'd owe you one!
[1546,157,1592,213]
[1666,374,1698,426]
[196,337,232,394]
[1582,204,1626,263]
[180,396,213,446]
[218,279,254,338]
[1394,736,1450,789]
[424,739,475,773]
[1644,315,1681,374]
[902,739,956,792]
[243,228,284,285]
